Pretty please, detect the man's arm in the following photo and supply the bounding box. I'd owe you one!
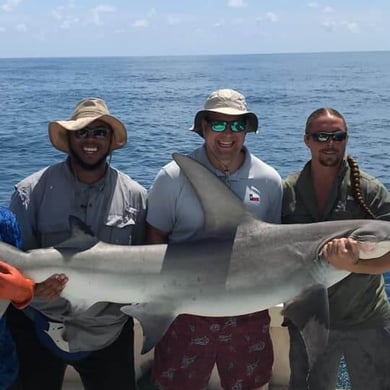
[0,261,34,308]
[0,260,68,304]
[322,238,390,274]
[145,223,169,244]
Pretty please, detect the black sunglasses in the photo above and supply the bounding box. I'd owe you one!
[307,131,348,143]
[74,127,111,139]
[207,119,247,133]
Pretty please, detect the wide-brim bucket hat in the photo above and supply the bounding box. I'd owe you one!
[48,97,127,153]
[190,89,259,137]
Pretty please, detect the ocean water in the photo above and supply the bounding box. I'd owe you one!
[1,52,389,202]
[1,51,389,273]
[0,51,389,387]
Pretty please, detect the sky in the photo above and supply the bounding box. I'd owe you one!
[0,0,389,58]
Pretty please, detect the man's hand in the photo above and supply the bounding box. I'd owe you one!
[0,260,35,308]
[321,238,360,271]
[34,274,68,300]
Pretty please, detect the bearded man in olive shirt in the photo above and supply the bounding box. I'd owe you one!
[282,108,390,390]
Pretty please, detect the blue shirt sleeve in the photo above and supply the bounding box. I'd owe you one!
[0,206,22,388]
[0,206,22,249]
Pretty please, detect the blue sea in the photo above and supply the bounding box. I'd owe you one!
[1,54,389,251]
[0,51,389,387]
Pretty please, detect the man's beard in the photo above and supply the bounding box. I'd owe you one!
[69,146,109,171]
[318,151,343,168]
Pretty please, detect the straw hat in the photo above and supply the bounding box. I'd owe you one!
[48,97,127,153]
[190,89,259,137]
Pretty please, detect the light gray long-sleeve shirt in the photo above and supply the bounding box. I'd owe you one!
[10,158,147,352]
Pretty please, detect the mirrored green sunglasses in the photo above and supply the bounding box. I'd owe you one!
[207,120,247,133]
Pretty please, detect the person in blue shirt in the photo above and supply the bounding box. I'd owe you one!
[0,206,67,389]
[0,206,31,389]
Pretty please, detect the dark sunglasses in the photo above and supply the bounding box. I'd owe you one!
[207,119,247,133]
[74,127,111,140]
[307,131,348,143]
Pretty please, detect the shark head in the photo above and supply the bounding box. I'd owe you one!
[349,223,390,259]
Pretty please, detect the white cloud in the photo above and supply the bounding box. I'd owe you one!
[0,26,5,32]
[214,19,225,27]
[320,17,360,34]
[15,23,27,32]
[265,12,278,22]
[91,4,116,26]
[95,5,116,13]
[60,17,79,30]
[228,0,246,9]
[167,15,181,26]
[321,19,337,32]
[343,21,359,33]
[256,12,279,24]
[51,6,80,29]
[323,6,334,14]
[307,2,319,8]
[133,19,148,28]
[147,8,157,18]
[52,7,65,20]
[1,0,22,12]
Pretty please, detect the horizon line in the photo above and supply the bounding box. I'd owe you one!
[1,49,389,60]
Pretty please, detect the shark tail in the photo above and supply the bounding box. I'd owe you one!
[121,302,177,354]
[282,284,329,369]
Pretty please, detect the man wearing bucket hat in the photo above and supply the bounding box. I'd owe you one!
[7,97,147,390]
[146,89,282,390]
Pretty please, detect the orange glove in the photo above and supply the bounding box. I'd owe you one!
[0,260,35,309]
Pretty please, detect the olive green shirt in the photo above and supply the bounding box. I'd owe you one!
[282,159,390,329]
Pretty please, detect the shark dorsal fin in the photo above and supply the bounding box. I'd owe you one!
[173,153,251,234]
[54,217,98,252]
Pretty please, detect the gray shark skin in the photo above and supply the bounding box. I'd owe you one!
[1,153,390,368]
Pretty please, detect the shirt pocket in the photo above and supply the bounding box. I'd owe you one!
[105,207,138,228]
[101,207,138,245]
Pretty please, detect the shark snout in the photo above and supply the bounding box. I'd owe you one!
[350,222,390,260]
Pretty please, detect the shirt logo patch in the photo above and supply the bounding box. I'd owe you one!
[249,193,260,202]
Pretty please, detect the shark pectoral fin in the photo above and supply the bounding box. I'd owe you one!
[281,284,329,368]
[120,302,177,355]
[0,299,10,318]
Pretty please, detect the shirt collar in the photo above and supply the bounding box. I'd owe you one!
[193,145,251,179]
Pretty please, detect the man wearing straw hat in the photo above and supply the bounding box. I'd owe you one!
[7,97,147,390]
[146,89,282,390]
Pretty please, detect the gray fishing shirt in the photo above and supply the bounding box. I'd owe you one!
[10,158,147,352]
[147,145,282,243]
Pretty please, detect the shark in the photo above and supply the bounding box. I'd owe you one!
[1,153,390,367]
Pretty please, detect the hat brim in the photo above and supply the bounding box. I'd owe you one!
[48,114,127,153]
[190,109,259,137]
